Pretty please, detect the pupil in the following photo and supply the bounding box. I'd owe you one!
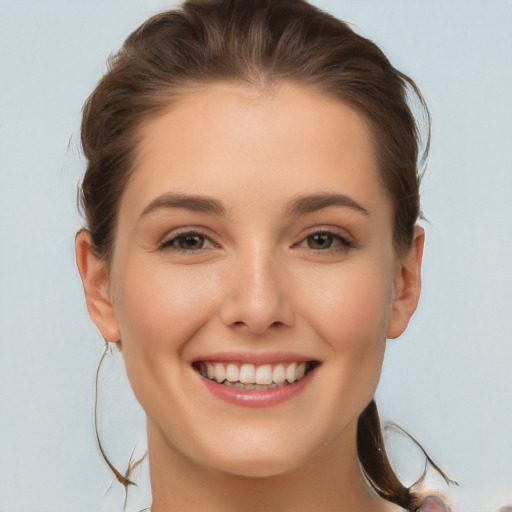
[180,234,203,249]
[309,233,332,249]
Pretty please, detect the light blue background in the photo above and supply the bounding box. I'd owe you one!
[1,1,511,511]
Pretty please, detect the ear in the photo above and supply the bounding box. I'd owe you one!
[386,226,425,339]
[75,230,121,343]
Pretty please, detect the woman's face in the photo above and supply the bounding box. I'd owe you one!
[79,82,422,478]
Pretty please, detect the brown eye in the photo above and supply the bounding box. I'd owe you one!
[176,234,205,250]
[159,231,217,252]
[295,230,354,254]
[307,233,334,250]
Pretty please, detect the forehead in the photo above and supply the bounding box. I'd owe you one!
[121,81,389,220]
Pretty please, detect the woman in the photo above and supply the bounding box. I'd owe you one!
[75,0,452,510]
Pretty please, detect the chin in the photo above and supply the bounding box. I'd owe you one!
[196,433,327,479]
[209,452,305,479]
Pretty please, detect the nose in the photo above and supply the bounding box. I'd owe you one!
[218,248,295,334]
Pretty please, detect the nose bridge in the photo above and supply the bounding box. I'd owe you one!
[245,246,278,306]
[219,243,294,333]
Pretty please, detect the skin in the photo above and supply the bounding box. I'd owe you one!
[76,82,424,512]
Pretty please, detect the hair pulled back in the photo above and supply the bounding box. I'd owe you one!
[80,1,434,509]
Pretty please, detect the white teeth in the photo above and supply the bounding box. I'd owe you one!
[226,363,239,383]
[239,363,255,384]
[285,362,297,383]
[203,361,311,386]
[214,363,226,383]
[272,364,286,385]
[255,364,273,385]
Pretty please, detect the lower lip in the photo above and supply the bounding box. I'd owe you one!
[197,367,317,408]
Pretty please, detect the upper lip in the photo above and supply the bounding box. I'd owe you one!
[191,351,319,365]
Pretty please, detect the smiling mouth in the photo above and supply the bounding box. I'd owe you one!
[194,361,317,390]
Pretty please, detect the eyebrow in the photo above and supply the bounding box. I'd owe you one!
[140,193,226,218]
[286,193,370,217]
[139,191,369,220]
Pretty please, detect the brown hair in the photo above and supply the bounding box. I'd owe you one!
[80,0,445,509]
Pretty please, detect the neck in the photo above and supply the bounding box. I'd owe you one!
[147,419,395,512]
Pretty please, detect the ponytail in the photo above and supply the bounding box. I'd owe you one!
[357,400,425,512]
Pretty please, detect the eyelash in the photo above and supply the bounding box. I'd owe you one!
[158,230,218,253]
[158,229,354,254]
[294,229,354,253]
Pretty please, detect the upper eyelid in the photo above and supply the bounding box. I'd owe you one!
[156,230,220,253]
[294,225,354,242]
[156,225,354,247]
[159,226,217,244]
[291,226,356,252]
[295,232,351,247]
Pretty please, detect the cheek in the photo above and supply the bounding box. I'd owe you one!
[111,259,221,385]
[296,258,393,402]
[286,260,393,444]
[298,259,394,348]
